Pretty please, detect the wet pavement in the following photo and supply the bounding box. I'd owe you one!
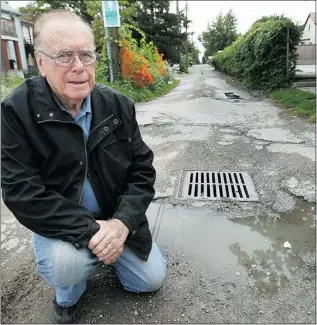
[1,64,316,324]
[147,201,315,293]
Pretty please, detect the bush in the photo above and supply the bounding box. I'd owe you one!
[95,39,109,83]
[120,40,154,88]
[212,16,301,91]
[1,73,24,100]
[95,23,179,99]
[97,78,179,103]
[179,54,188,73]
[119,24,165,88]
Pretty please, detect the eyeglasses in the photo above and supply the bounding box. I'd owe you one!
[36,49,97,67]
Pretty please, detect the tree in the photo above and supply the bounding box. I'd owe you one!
[37,0,95,24]
[18,1,43,22]
[86,0,139,52]
[17,0,138,52]
[199,9,238,57]
[18,0,95,24]
[136,0,189,63]
[188,38,200,64]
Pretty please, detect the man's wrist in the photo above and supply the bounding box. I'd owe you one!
[111,218,129,236]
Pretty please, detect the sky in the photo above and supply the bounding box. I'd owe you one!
[8,0,316,57]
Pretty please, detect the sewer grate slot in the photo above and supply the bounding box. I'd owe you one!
[179,171,259,201]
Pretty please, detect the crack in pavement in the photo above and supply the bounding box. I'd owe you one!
[141,123,312,146]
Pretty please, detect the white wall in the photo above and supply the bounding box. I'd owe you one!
[22,24,33,44]
[13,15,28,71]
[7,40,17,61]
[1,12,12,20]
[302,16,316,44]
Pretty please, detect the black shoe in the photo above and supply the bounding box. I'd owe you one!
[51,298,78,324]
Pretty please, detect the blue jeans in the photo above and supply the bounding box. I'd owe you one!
[33,234,167,307]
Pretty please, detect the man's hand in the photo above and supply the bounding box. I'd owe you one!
[88,219,129,264]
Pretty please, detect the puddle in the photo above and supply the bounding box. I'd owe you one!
[149,201,315,295]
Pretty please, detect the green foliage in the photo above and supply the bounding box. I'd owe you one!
[136,0,189,63]
[199,9,238,57]
[212,16,301,91]
[188,39,200,64]
[118,24,146,51]
[1,74,24,101]
[96,78,179,103]
[95,39,109,82]
[18,2,44,22]
[19,1,95,24]
[86,0,139,52]
[179,54,188,73]
[267,88,316,121]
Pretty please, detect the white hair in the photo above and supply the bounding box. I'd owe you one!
[34,10,95,50]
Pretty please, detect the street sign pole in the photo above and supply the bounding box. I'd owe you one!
[102,0,121,83]
[104,26,114,82]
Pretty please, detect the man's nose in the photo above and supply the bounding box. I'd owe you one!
[71,55,84,70]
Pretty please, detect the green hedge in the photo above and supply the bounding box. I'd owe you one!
[212,16,301,91]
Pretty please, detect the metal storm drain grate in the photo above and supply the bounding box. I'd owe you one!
[177,171,258,201]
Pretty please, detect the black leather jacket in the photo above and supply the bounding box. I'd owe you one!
[1,77,155,260]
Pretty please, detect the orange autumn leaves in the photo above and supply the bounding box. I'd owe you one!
[121,40,165,88]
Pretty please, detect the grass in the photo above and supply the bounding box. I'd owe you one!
[98,78,180,103]
[267,88,316,122]
[1,74,24,101]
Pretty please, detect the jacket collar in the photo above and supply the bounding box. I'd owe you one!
[33,76,120,130]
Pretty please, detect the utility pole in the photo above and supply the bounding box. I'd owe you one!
[104,26,114,82]
[111,27,120,81]
[176,0,181,65]
[185,1,189,72]
[286,27,289,79]
[191,20,194,65]
[102,0,121,83]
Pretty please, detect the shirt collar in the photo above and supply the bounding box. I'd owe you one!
[52,93,91,116]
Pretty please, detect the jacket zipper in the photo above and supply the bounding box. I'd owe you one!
[80,130,88,204]
[85,113,116,213]
[38,114,115,207]
[37,119,87,204]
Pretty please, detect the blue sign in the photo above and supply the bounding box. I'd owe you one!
[102,0,121,27]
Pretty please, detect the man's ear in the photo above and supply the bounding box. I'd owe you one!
[34,52,46,77]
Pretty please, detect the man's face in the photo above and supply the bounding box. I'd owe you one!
[35,20,96,103]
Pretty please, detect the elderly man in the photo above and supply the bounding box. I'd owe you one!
[1,10,166,324]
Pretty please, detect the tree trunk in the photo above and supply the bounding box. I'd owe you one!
[176,0,181,64]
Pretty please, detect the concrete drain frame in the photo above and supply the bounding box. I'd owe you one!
[176,170,259,202]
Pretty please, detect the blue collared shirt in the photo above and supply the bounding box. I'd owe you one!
[53,94,101,214]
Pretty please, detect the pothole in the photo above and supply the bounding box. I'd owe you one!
[224,92,243,99]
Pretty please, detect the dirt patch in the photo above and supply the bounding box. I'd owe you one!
[1,260,53,324]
